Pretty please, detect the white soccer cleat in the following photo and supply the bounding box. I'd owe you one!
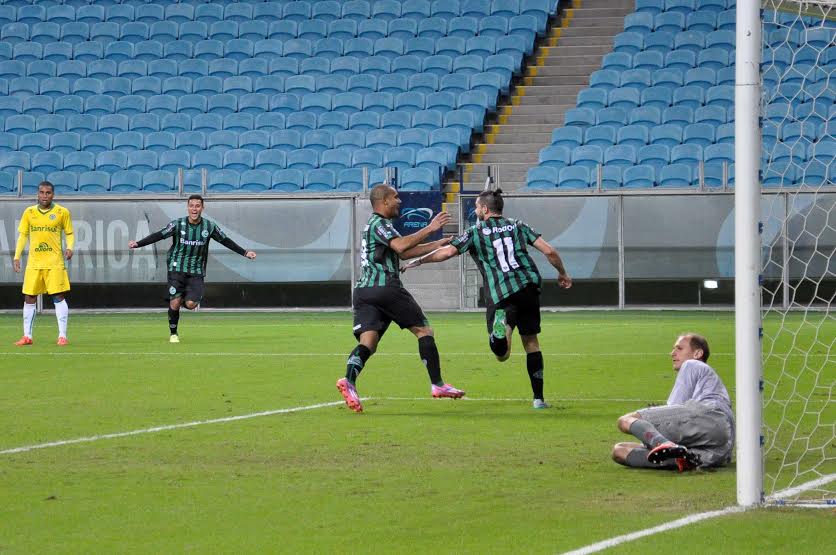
[169,334,180,344]
[533,399,550,409]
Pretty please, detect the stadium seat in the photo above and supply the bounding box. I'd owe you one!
[47,171,78,194]
[623,164,655,188]
[658,163,694,187]
[272,169,303,192]
[638,144,670,170]
[320,149,352,171]
[192,150,223,171]
[353,148,384,168]
[303,168,336,191]
[585,125,617,147]
[604,145,637,167]
[207,170,239,192]
[78,171,110,193]
[287,148,319,170]
[32,151,62,174]
[650,124,683,147]
[526,166,558,189]
[558,166,591,189]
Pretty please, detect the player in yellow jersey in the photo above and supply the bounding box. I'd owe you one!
[12,181,74,346]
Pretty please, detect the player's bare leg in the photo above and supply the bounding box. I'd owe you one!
[337,331,378,413]
[410,325,464,399]
[522,334,547,408]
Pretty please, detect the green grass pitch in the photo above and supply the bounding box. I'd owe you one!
[0,311,832,554]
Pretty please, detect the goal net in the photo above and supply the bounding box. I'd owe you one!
[759,0,835,506]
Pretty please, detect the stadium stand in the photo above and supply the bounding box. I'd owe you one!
[525,0,836,189]
[0,0,561,193]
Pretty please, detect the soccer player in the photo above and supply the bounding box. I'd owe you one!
[611,333,735,472]
[128,194,256,343]
[336,184,465,413]
[401,188,572,409]
[12,181,74,346]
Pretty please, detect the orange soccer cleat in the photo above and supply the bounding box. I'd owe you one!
[57,336,68,346]
[14,336,33,346]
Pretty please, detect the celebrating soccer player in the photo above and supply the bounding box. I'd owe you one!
[402,188,572,409]
[12,181,74,346]
[336,184,465,413]
[611,333,735,472]
[128,194,256,343]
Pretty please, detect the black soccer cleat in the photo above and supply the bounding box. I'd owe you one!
[647,441,689,464]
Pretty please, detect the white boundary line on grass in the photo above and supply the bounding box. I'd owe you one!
[559,473,836,555]
[2,351,830,358]
[0,396,657,456]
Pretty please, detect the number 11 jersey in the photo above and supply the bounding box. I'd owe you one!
[450,216,542,305]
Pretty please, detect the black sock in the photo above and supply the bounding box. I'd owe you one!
[345,344,372,384]
[418,336,443,386]
[489,335,508,357]
[526,351,544,400]
[168,308,180,335]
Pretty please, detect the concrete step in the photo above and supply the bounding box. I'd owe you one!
[516,95,585,106]
[510,92,576,104]
[577,0,634,8]
[474,143,546,153]
[498,113,567,124]
[518,84,587,96]
[558,27,625,38]
[522,74,592,87]
[489,133,551,144]
[487,123,562,134]
[501,104,572,115]
[531,53,608,66]
[549,42,612,58]
[553,35,618,48]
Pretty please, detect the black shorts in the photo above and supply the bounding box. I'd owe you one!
[352,286,429,339]
[486,284,541,336]
[168,272,204,303]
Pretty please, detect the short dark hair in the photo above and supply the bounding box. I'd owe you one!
[477,188,504,214]
[369,183,393,207]
[683,333,710,363]
[38,181,54,192]
[187,194,204,204]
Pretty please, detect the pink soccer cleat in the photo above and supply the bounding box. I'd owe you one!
[336,378,363,413]
[431,383,465,399]
[14,336,33,346]
[57,336,68,346]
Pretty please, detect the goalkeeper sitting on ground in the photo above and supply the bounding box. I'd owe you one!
[612,333,735,472]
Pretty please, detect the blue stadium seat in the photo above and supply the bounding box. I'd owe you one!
[604,144,637,167]
[17,133,47,154]
[448,16,479,39]
[623,164,655,188]
[192,149,222,171]
[255,149,287,173]
[301,168,335,191]
[537,145,570,168]
[361,56,391,76]
[634,51,665,71]
[348,112,379,132]
[395,91,425,112]
[335,129,367,151]
[63,151,94,172]
[47,171,78,194]
[682,123,715,147]
[50,132,80,153]
[77,171,110,193]
[359,19,387,41]
[550,127,583,149]
[609,88,641,110]
[526,166,558,189]
[577,89,607,111]
[409,73,439,95]
[32,151,62,174]
[658,163,694,187]
[239,169,272,192]
[416,146,448,176]
[272,169,303,192]
[110,170,143,193]
[126,150,158,173]
[571,145,603,168]
[655,12,686,34]
[398,128,430,150]
[638,144,670,170]
[332,92,363,115]
[412,110,443,130]
[597,107,628,126]
[389,18,419,41]
[695,105,726,126]
[671,144,702,165]
[319,148,352,171]
[207,170,239,192]
[614,32,644,55]
[624,12,654,34]
[650,123,683,146]
[558,166,590,189]
[222,149,253,171]
[159,150,190,173]
[662,105,694,126]
[352,148,384,169]
[400,167,435,191]
[96,150,128,173]
[602,52,633,72]
[392,55,423,75]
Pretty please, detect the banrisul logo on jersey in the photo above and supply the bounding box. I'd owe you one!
[34,242,52,252]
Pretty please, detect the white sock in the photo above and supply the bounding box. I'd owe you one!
[23,302,35,338]
[54,299,68,338]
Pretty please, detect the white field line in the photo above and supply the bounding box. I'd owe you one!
[1,351,830,358]
[0,396,666,456]
[561,473,836,555]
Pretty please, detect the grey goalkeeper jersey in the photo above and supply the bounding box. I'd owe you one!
[668,359,734,425]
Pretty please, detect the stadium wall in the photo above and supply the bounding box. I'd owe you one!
[2,192,834,309]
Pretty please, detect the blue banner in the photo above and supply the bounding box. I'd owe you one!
[394,191,443,241]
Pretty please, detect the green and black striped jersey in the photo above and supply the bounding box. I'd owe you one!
[356,213,402,288]
[156,217,229,275]
[451,216,542,305]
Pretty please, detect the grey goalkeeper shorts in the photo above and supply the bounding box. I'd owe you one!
[638,400,734,467]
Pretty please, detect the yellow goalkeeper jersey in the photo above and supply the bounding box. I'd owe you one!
[15,203,74,270]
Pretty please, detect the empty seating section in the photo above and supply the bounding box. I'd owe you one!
[526,0,836,189]
[0,0,560,193]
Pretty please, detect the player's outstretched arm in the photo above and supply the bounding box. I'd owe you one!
[401,244,459,272]
[217,236,255,259]
[129,230,167,249]
[389,211,450,256]
[532,237,572,289]
[400,236,451,260]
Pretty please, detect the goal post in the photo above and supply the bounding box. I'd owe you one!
[735,0,765,508]
[738,0,836,507]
